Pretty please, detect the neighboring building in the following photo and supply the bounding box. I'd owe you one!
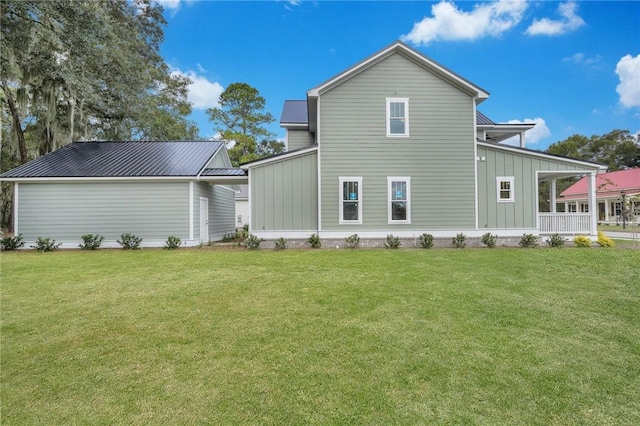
[242,41,607,241]
[235,184,249,228]
[0,141,247,248]
[558,168,640,224]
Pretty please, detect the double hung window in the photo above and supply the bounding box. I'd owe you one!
[496,177,515,202]
[339,177,362,224]
[386,98,409,137]
[388,177,411,223]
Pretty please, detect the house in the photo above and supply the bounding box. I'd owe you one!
[558,168,640,224]
[235,184,249,228]
[0,141,248,248]
[241,41,607,242]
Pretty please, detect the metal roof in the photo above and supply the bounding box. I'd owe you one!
[200,168,247,177]
[280,100,309,125]
[476,111,495,125]
[0,141,225,178]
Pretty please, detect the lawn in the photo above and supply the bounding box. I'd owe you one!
[2,248,639,424]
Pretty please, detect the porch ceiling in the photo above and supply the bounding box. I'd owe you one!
[538,171,590,181]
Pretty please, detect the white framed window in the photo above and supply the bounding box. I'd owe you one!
[496,177,515,202]
[339,177,362,224]
[388,177,411,224]
[567,203,577,213]
[386,98,409,137]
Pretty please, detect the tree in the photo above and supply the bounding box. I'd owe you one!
[207,82,283,166]
[547,130,640,171]
[0,0,198,230]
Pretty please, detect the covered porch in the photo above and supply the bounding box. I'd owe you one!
[537,171,599,236]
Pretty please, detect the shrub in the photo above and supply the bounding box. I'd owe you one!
[274,237,287,251]
[165,235,181,249]
[418,233,434,249]
[118,233,143,250]
[597,231,615,248]
[79,234,104,250]
[1,234,25,251]
[547,233,565,248]
[32,237,61,252]
[244,234,262,250]
[519,233,538,248]
[452,233,467,248]
[574,235,592,248]
[345,234,360,249]
[235,227,249,241]
[385,234,401,249]
[480,232,497,248]
[222,233,235,242]
[307,233,321,249]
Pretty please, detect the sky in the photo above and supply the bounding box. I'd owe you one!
[158,0,640,150]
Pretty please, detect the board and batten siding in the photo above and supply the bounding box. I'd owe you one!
[319,52,476,231]
[287,129,315,151]
[250,151,318,231]
[17,181,190,242]
[477,145,592,229]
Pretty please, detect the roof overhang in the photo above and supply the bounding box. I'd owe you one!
[478,123,536,143]
[241,145,318,169]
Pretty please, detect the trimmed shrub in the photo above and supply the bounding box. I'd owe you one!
[519,233,538,248]
[32,237,61,252]
[307,233,321,249]
[274,237,287,251]
[79,234,104,250]
[418,233,434,249]
[452,233,467,248]
[574,235,592,248]
[547,233,565,248]
[244,234,262,250]
[480,232,497,248]
[345,234,360,249]
[165,235,181,249]
[597,231,615,248]
[118,233,143,250]
[1,234,25,251]
[385,234,401,249]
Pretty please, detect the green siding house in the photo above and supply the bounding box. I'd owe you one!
[1,141,245,248]
[243,42,607,241]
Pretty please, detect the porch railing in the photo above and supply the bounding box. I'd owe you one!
[539,213,592,234]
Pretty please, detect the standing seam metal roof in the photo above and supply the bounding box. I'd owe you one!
[0,141,225,178]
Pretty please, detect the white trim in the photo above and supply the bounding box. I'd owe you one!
[0,176,203,183]
[199,196,209,243]
[189,181,194,241]
[317,97,322,232]
[473,99,479,230]
[387,176,411,224]
[196,143,224,178]
[339,176,363,225]
[497,176,515,203]
[386,97,409,137]
[248,169,253,232]
[240,146,318,169]
[477,141,607,170]
[249,229,541,240]
[280,123,308,130]
[13,182,18,235]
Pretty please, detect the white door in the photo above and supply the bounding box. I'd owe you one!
[199,197,209,243]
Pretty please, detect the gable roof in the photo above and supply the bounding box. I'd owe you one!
[559,168,640,200]
[0,141,225,179]
[307,41,490,101]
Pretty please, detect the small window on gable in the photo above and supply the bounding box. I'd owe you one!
[497,177,515,202]
[339,177,362,224]
[388,177,411,224]
[386,98,409,137]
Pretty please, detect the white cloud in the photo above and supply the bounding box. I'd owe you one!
[501,118,551,146]
[171,69,224,110]
[156,0,181,11]
[401,0,528,45]
[526,1,585,36]
[616,54,640,108]
[563,52,601,66]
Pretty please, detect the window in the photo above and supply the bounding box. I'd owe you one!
[496,177,515,202]
[386,98,409,137]
[339,177,362,224]
[388,177,411,224]
[567,203,577,213]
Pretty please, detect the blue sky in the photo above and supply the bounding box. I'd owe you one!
[159,0,640,150]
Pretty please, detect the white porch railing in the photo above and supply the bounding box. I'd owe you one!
[539,213,592,234]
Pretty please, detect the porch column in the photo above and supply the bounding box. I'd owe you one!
[550,179,557,213]
[588,172,597,236]
[605,198,610,222]
[519,131,525,148]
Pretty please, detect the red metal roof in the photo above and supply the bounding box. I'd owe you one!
[559,168,640,200]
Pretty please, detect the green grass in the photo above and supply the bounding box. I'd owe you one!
[2,248,640,424]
